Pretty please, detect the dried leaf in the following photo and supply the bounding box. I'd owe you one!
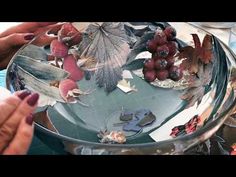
[200,34,213,64]
[122,109,156,132]
[181,63,213,108]
[189,63,213,87]
[179,46,198,73]
[120,109,135,121]
[178,34,213,74]
[192,33,201,49]
[137,112,156,127]
[98,130,126,144]
[78,22,130,93]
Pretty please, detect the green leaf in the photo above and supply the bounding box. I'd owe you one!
[78,22,130,93]
[122,58,145,71]
[126,31,155,65]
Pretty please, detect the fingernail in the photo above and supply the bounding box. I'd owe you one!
[26,114,34,125]
[24,34,35,40]
[18,90,31,100]
[27,93,39,106]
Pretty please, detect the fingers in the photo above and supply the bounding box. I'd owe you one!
[0,22,63,69]
[0,33,35,51]
[32,23,64,46]
[0,23,63,50]
[0,32,35,70]
[0,92,39,152]
[3,115,34,155]
[0,90,30,126]
[0,22,58,38]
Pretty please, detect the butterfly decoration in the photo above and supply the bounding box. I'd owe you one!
[170,115,200,138]
[180,63,213,108]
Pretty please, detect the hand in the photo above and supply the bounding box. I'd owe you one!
[0,22,63,70]
[0,90,39,155]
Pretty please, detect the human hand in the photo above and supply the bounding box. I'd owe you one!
[0,22,63,70]
[0,90,39,155]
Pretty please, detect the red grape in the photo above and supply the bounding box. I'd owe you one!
[169,66,183,81]
[154,31,167,45]
[144,59,155,70]
[144,70,156,82]
[156,70,169,81]
[166,56,175,68]
[155,58,168,70]
[167,41,178,56]
[156,45,169,58]
[147,40,157,53]
[164,26,177,41]
[143,25,180,83]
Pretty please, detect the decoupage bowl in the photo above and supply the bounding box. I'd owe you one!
[196,22,236,29]
[5,22,236,154]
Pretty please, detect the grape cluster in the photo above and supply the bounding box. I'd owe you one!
[143,26,183,82]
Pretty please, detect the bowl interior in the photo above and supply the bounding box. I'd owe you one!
[5,22,236,153]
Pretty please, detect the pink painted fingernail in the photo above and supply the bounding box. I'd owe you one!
[18,90,31,100]
[24,34,35,40]
[27,93,39,106]
[26,114,34,125]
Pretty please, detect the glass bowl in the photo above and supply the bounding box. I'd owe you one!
[5,22,236,155]
[196,22,236,29]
